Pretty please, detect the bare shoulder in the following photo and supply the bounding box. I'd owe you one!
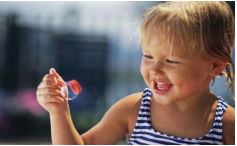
[81,92,143,144]
[105,92,143,134]
[109,92,143,117]
[93,92,143,126]
[222,105,235,145]
[112,92,143,136]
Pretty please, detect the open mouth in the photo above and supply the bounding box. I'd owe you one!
[153,81,173,94]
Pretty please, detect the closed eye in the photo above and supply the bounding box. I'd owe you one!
[166,59,180,64]
[143,55,153,59]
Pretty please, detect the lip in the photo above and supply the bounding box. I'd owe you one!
[152,81,173,95]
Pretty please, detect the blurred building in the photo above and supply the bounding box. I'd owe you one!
[0,2,157,143]
[0,1,234,144]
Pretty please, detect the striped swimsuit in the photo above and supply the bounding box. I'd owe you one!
[128,88,229,145]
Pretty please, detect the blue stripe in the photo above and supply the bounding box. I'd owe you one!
[140,108,150,112]
[216,109,223,113]
[142,98,151,103]
[143,91,152,96]
[219,101,228,108]
[138,114,150,118]
[202,136,222,142]
[129,139,148,145]
[141,103,150,107]
[212,124,222,130]
[195,142,220,145]
[131,131,197,144]
[142,94,151,98]
[131,135,184,145]
[137,120,151,124]
[135,126,152,129]
[209,130,222,136]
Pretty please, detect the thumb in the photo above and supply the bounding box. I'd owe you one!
[49,68,56,75]
[49,68,64,82]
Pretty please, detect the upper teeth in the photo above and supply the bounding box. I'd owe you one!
[157,82,167,85]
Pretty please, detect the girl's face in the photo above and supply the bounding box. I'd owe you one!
[140,35,214,105]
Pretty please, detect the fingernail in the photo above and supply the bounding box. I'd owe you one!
[49,68,56,75]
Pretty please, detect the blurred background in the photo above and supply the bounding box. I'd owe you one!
[0,1,234,144]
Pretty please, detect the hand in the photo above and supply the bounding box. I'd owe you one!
[36,68,69,115]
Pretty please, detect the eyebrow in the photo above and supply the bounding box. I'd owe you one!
[168,55,189,63]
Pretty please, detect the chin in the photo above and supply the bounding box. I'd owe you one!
[152,95,174,106]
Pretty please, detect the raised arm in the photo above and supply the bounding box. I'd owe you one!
[37,68,84,144]
[36,68,136,144]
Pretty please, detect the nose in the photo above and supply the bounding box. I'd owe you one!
[149,61,165,76]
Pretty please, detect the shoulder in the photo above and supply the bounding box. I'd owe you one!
[106,92,143,118]
[109,92,143,135]
[104,92,143,131]
[81,92,143,144]
[99,92,143,133]
[222,104,235,145]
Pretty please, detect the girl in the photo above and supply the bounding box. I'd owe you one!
[36,1,235,145]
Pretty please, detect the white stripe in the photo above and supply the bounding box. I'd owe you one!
[205,133,222,139]
[138,111,150,115]
[129,135,185,145]
[143,92,152,97]
[216,111,224,115]
[137,116,151,121]
[212,128,222,133]
[132,126,223,143]
[133,128,154,133]
[135,122,151,127]
[195,139,222,145]
[129,138,153,145]
[140,106,150,110]
[131,133,222,145]
[213,122,222,126]
[142,101,150,105]
[215,116,222,121]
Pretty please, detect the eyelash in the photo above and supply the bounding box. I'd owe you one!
[166,59,180,64]
[143,55,153,59]
[143,55,180,64]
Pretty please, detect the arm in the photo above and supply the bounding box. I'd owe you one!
[37,68,84,144]
[223,106,235,145]
[37,68,135,144]
[81,92,142,144]
[81,95,132,144]
[50,112,84,144]
[50,91,132,144]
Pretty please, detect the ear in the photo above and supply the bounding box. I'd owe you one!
[209,59,227,76]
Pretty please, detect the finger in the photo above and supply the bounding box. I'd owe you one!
[49,68,65,83]
[36,88,65,97]
[37,80,63,90]
[38,95,64,103]
[43,74,61,83]
[41,73,63,88]
[43,74,55,82]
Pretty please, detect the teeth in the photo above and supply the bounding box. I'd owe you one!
[156,82,171,91]
[157,82,167,85]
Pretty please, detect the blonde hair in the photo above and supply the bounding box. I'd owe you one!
[140,1,235,90]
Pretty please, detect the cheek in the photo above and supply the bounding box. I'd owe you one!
[187,66,209,81]
[140,61,150,85]
[140,62,147,78]
[170,66,209,88]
